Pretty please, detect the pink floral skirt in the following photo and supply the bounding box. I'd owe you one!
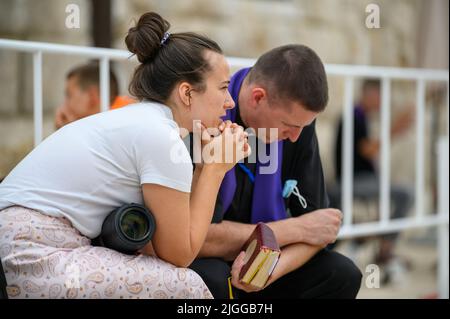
[0,206,213,299]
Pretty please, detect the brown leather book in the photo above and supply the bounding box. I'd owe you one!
[238,222,281,288]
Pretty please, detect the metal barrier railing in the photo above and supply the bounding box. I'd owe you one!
[0,38,448,298]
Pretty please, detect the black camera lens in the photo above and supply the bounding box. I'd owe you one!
[120,209,149,241]
[95,203,156,254]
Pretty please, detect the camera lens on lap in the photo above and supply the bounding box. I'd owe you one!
[95,203,156,254]
[120,209,149,241]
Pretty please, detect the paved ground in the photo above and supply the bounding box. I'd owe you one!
[335,228,442,299]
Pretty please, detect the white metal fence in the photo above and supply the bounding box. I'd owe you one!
[0,38,448,298]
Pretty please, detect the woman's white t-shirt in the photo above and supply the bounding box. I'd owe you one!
[0,102,193,238]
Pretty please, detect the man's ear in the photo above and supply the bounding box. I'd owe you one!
[250,87,267,107]
[87,85,101,111]
[178,82,193,107]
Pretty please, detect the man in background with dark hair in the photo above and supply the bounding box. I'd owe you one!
[55,62,134,129]
[330,79,414,284]
[190,44,362,299]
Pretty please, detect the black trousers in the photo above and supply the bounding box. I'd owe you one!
[0,258,7,299]
[189,249,362,299]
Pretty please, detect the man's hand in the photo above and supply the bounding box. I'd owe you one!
[230,251,265,293]
[294,208,343,247]
[55,105,78,129]
[230,242,324,294]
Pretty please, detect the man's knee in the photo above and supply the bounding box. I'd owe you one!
[189,258,230,299]
[327,251,363,298]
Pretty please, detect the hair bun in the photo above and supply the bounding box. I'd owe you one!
[125,12,170,63]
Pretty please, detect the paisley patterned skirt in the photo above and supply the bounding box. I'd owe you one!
[0,206,213,299]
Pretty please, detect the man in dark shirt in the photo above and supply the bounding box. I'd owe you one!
[335,103,376,180]
[330,79,414,282]
[189,45,362,299]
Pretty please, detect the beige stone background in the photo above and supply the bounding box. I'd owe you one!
[0,0,448,298]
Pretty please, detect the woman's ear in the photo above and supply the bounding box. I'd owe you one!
[178,82,193,107]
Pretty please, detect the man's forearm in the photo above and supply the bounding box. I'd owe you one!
[198,220,256,261]
[267,217,306,247]
[198,217,307,261]
[268,243,322,287]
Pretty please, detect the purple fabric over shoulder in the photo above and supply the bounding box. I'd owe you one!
[218,68,287,223]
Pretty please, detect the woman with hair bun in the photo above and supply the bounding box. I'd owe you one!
[0,12,250,299]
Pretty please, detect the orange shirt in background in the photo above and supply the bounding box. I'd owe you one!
[110,96,136,110]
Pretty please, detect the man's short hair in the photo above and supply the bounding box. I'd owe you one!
[67,62,119,103]
[247,44,328,112]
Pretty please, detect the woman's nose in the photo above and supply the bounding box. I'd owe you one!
[224,92,235,110]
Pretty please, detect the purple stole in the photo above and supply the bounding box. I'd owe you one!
[218,68,287,223]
